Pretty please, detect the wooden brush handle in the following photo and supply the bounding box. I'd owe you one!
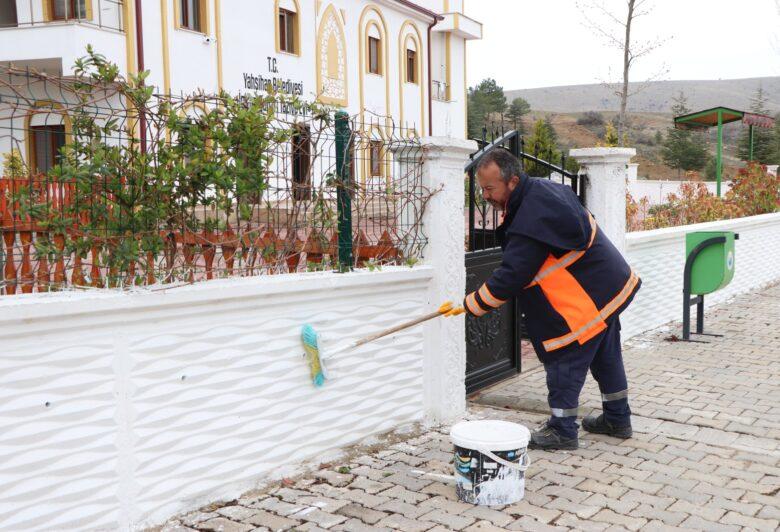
[353,310,444,348]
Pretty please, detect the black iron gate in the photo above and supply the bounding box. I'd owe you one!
[464,129,585,394]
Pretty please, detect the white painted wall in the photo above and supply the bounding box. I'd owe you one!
[629,179,734,206]
[0,267,435,530]
[0,134,474,531]
[622,213,780,339]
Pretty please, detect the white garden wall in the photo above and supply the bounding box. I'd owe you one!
[622,212,780,340]
[0,267,435,530]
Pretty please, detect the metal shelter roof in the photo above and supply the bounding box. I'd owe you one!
[674,106,775,130]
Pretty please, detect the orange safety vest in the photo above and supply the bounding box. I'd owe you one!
[524,214,639,352]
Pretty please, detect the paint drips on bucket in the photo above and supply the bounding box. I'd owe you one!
[450,420,531,506]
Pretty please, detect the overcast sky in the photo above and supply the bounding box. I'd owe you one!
[465,0,780,90]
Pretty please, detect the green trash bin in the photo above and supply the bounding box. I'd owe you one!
[685,231,736,295]
[682,230,739,340]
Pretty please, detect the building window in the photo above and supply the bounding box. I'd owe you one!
[368,36,381,75]
[179,0,204,32]
[279,8,297,54]
[0,0,18,27]
[30,125,66,174]
[292,125,311,201]
[369,140,382,177]
[50,0,88,20]
[406,49,417,84]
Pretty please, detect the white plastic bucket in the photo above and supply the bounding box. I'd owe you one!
[450,420,531,506]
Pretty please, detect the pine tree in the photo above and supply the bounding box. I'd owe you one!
[467,78,507,139]
[661,92,708,175]
[737,87,775,163]
[524,119,560,177]
[506,97,530,133]
[603,122,619,147]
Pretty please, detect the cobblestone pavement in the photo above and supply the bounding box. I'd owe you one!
[156,284,780,531]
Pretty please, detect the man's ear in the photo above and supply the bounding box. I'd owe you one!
[508,175,520,190]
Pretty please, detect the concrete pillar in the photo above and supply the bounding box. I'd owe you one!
[570,147,635,256]
[394,136,475,424]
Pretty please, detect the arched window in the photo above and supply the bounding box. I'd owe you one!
[366,23,382,75]
[405,37,418,84]
[275,0,300,56]
[24,104,71,174]
[175,0,209,33]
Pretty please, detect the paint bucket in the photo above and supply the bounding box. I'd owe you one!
[450,420,531,506]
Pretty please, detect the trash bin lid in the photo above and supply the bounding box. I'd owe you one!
[450,420,530,451]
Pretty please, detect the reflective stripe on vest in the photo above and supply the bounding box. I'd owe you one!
[522,213,636,353]
[542,271,639,352]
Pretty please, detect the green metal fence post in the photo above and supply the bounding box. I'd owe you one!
[716,109,723,198]
[334,111,353,272]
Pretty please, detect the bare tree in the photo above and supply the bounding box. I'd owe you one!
[577,0,669,144]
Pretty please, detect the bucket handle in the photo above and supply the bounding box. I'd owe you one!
[478,448,531,472]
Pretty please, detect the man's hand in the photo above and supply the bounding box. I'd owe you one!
[464,284,507,317]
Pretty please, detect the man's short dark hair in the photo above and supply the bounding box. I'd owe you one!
[476,149,523,183]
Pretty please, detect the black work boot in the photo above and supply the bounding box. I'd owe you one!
[528,422,578,450]
[582,413,632,439]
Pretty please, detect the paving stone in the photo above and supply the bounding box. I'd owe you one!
[214,505,260,522]
[504,500,561,524]
[576,478,627,499]
[313,470,355,487]
[333,518,393,532]
[630,503,687,526]
[506,516,567,531]
[375,514,436,532]
[705,495,762,517]
[291,508,347,529]
[246,510,301,530]
[667,499,726,522]
[159,524,198,532]
[462,505,514,527]
[418,495,474,514]
[719,511,780,531]
[346,477,393,494]
[252,497,305,516]
[382,471,434,491]
[552,514,609,531]
[340,489,390,508]
[197,517,254,532]
[659,484,711,505]
[463,520,510,532]
[581,492,638,515]
[379,484,429,503]
[679,515,740,532]
[590,509,647,531]
[419,508,476,530]
[335,503,387,525]
[375,499,429,519]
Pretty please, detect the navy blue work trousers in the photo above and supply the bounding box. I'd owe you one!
[542,318,631,439]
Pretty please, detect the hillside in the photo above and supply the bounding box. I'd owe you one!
[517,110,745,180]
[505,77,780,114]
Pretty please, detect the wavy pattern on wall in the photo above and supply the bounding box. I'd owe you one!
[0,336,120,530]
[0,270,431,530]
[623,214,780,340]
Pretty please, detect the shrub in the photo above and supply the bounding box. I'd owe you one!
[576,111,605,127]
[626,163,779,231]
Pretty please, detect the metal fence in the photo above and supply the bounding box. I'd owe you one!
[0,63,429,295]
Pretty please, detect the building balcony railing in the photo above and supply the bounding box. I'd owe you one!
[0,0,124,33]
[431,80,449,102]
